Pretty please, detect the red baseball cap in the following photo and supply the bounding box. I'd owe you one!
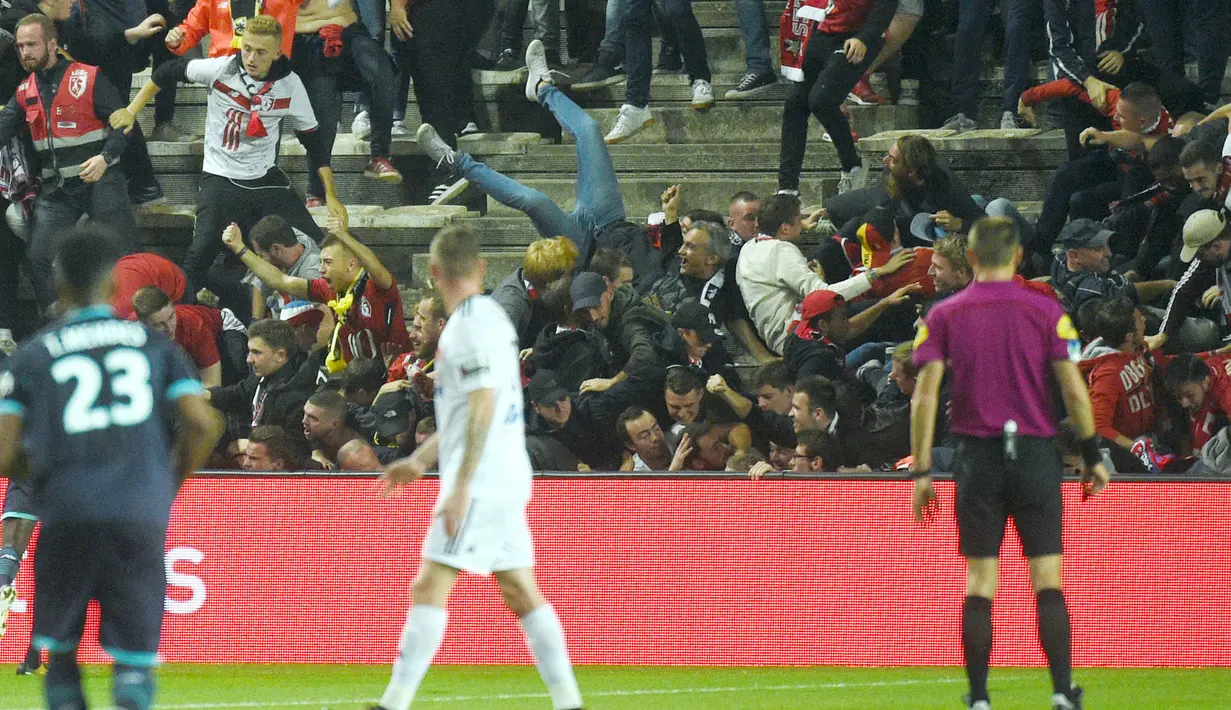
[794,290,844,338]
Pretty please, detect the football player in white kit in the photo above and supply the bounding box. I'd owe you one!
[373,225,583,710]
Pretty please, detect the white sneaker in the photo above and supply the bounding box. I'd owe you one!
[691,79,715,110]
[391,119,407,136]
[525,39,553,103]
[941,112,977,133]
[970,701,991,710]
[999,111,1020,130]
[604,104,654,144]
[351,110,371,140]
[838,166,866,194]
[776,188,800,197]
[0,584,15,640]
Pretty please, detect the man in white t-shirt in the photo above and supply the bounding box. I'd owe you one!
[111,15,336,321]
[374,225,583,710]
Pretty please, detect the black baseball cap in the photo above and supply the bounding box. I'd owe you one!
[570,272,607,311]
[371,389,415,442]
[528,370,569,406]
[671,299,717,343]
[1059,218,1114,251]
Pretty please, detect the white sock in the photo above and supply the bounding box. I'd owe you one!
[520,605,583,710]
[379,605,448,710]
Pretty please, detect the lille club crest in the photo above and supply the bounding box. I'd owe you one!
[67,69,88,99]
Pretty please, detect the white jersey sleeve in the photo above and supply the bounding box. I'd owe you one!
[286,74,318,133]
[184,56,233,86]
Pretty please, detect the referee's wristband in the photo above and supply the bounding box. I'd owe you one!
[1078,436,1102,467]
[909,468,931,480]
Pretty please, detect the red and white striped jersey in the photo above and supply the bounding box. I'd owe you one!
[185,55,317,180]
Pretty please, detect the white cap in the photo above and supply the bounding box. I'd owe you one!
[1181,209,1228,263]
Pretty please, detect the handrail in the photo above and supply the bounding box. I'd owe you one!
[193,469,1231,483]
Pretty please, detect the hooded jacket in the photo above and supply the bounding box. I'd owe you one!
[530,324,616,394]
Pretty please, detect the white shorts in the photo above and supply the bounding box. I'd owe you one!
[421,498,535,576]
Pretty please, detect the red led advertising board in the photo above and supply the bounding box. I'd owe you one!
[1,477,1228,666]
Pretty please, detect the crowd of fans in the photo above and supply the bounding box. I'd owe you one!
[0,0,1230,475]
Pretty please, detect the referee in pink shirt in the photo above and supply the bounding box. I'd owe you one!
[909,216,1110,710]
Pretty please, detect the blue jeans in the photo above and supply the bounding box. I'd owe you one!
[456,85,625,255]
[624,0,711,107]
[953,0,1038,117]
[733,0,772,75]
[845,341,894,370]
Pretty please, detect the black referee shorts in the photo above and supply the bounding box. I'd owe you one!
[32,523,166,666]
[952,435,1064,559]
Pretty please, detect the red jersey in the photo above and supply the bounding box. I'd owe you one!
[1186,353,1231,451]
[1019,80,1172,135]
[308,274,410,365]
[1081,347,1161,442]
[112,253,188,321]
[173,304,223,371]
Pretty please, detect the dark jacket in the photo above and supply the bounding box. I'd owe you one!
[890,167,984,244]
[650,326,742,392]
[526,392,623,470]
[209,351,315,443]
[530,324,616,394]
[590,220,667,294]
[1046,0,1098,85]
[606,284,668,375]
[1050,253,1138,312]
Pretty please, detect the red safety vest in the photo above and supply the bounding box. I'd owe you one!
[16,62,109,181]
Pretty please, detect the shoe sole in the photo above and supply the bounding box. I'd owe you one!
[692,99,715,111]
[724,83,777,99]
[571,75,626,91]
[604,117,656,144]
[430,178,470,206]
[364,170,404,184]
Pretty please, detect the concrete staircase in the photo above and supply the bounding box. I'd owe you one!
[130,0,1116,306]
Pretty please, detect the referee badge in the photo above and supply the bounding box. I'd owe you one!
[1057,315,1081,362]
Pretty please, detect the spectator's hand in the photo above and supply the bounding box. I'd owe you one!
[1144,333,1167,351]
[126,14,166,43]
[668,433,693,472]
[165,26,185,50]
[580,376,617,393]
[376,378,412,399]
[78,155,107,183]
[885,282,924,305]
[911,475,939,524]
[877,247,916,277]
[1082,76,1116,112]
[577,462,593,472]
[801,206,827,232]
[807,258,826,280]
[1081,461,1111,499]
[933,210,963,233]
[520,347,534,361]
[1198,103,1231,126]
[109,108,136,134]
[748,460,775,480]
[221,222,245,254]
[381,452,427,496]
[390,3,413,41]
[1017,97,1036,126]
[1079,127,1106,147]
[843,37,867,64]
[1203,284,1222,308]
[1097,50,1125,76]
[705,374,729,396]
[661,184,681,225]
[326,196,348,230]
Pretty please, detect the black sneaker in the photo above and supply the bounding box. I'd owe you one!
[724,72,776,99]
[573,54,626,90]
[16,647,42,676]
[1052,686,1083,710]
[129,183,164,206]
[493,47,522,71]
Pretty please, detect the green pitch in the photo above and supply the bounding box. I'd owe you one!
[0,665,1226,709]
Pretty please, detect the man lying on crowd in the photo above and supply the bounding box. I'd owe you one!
[738,193,911,358]
[132,286,248,387]
[494,237,580,351]
[223,211,409,373]
[302,389,390,470]
[244,215,322,320]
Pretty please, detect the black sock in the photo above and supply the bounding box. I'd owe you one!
[963,595,994,703]
[45,652,86,710]
[0,545,19,587]
[1036,588,1073,695]
[24,644,42,668]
